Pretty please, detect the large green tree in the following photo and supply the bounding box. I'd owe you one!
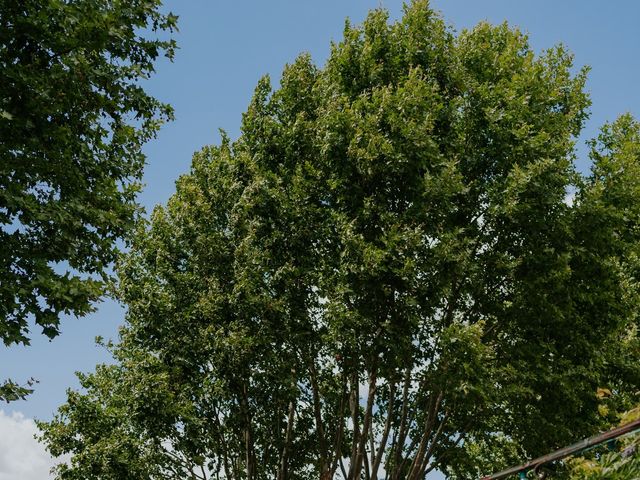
[0,0,176,401]
[40,2,640,478]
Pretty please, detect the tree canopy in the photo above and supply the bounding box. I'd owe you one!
[40,1,640,478]
[0,0,176,401]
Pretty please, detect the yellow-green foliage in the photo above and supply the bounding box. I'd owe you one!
[570,407,640,480]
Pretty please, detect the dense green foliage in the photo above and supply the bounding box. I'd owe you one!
[571,449,640,480]
[569,408,640,480]
[40,2,640,478]
[0,0,176,401]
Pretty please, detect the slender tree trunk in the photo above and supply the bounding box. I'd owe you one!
[241,382,255,480]
[390,367,412,480]
[309,360,330,477]
[277,399,296,480]
[212,405,233,480]
[329,378,348,478]
[370,381,396,479]
[349,366,377,480]
[348,369,360,478]
[407,393,445,480]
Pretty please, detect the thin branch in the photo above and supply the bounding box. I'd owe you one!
[424,421,472,476]
[309,359,329,471]
[368,417,375,478]
[371,380,397,479]
[416,409,450,479]
[348,370,360,478]
[211,404,233,480]
[339,456,348,480]
[330,381,349,478]
[277,399,296,480]
[407,391,444,479]
[160,447,206,480]
[350,366,377,480]
[390,367,412,478]
[241,381,256,480]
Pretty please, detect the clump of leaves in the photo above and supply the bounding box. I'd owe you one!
[569,407,640,480]
[0,0,177,400]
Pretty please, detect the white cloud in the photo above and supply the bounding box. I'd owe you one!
[0,410,57,480]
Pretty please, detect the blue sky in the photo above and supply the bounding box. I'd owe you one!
[1,1,639,478]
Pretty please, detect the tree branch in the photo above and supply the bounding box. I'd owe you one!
[390,367,412,478]
[349,365,377,480]
[371,380,397,479]
[277,398,296,480]
[309,359,329,473]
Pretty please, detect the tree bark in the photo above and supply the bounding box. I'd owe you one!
[309,360,330,477]
[390,367,412,479]
[370,380,396,479]
[241,382,256,480]
[277,399,296,480]
[349,367,377,480]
